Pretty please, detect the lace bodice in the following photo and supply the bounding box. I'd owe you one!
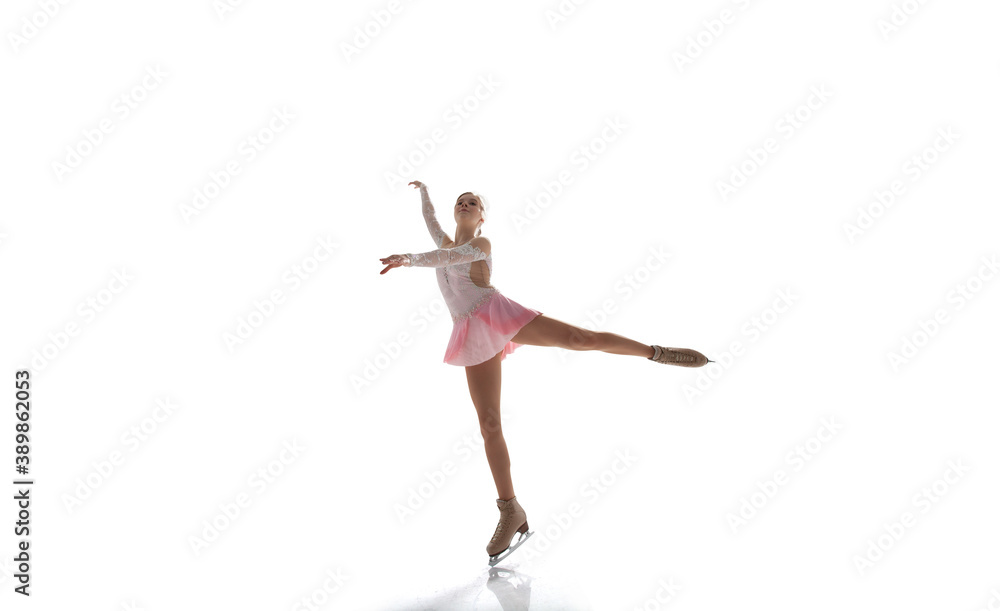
[404,187,499,321]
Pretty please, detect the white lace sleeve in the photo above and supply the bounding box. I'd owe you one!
[404,241,489,268]
[420,186,449,248]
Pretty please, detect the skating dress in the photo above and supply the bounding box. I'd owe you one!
[403,188,542,366]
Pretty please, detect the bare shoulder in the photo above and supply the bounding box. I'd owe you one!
[470,236,491,255]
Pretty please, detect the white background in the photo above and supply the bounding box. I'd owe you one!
[2,0,999,609]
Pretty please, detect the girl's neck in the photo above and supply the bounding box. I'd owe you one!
[454,231,477,245]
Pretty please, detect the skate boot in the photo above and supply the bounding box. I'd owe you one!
[487,496,533,566]
[648,345,713,367]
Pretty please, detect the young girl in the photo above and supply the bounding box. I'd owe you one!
[380,180,711,565]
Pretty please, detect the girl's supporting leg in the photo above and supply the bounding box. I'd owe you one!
[511,314,655,358]
[465,350,515,501]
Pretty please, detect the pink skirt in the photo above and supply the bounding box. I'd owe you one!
[444,292,542,366]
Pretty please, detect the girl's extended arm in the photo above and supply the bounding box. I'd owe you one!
[404,237,491,268]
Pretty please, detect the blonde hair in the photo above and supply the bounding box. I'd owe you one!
[457,191,489,237]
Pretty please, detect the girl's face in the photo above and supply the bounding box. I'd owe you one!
[455,194,483,226]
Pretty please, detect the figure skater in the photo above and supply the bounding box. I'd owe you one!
[380,180,711,566]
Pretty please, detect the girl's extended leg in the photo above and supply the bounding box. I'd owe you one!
[511,314,655,357]
[465,350,515,500]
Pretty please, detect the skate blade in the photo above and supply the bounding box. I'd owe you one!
[488,530,533,566]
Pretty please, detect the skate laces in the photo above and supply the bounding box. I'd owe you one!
[657,348,693,363]
[491,503,515,542]
[491,515,512,541]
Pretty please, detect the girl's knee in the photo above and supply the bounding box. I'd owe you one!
[480,422,504,439]
[565,327,598,350]
[477,410,503,436]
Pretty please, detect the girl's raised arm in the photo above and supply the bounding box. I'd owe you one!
[411,181,449,247]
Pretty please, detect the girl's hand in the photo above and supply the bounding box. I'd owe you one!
[408,180,425,190]
[379,254,409,274]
